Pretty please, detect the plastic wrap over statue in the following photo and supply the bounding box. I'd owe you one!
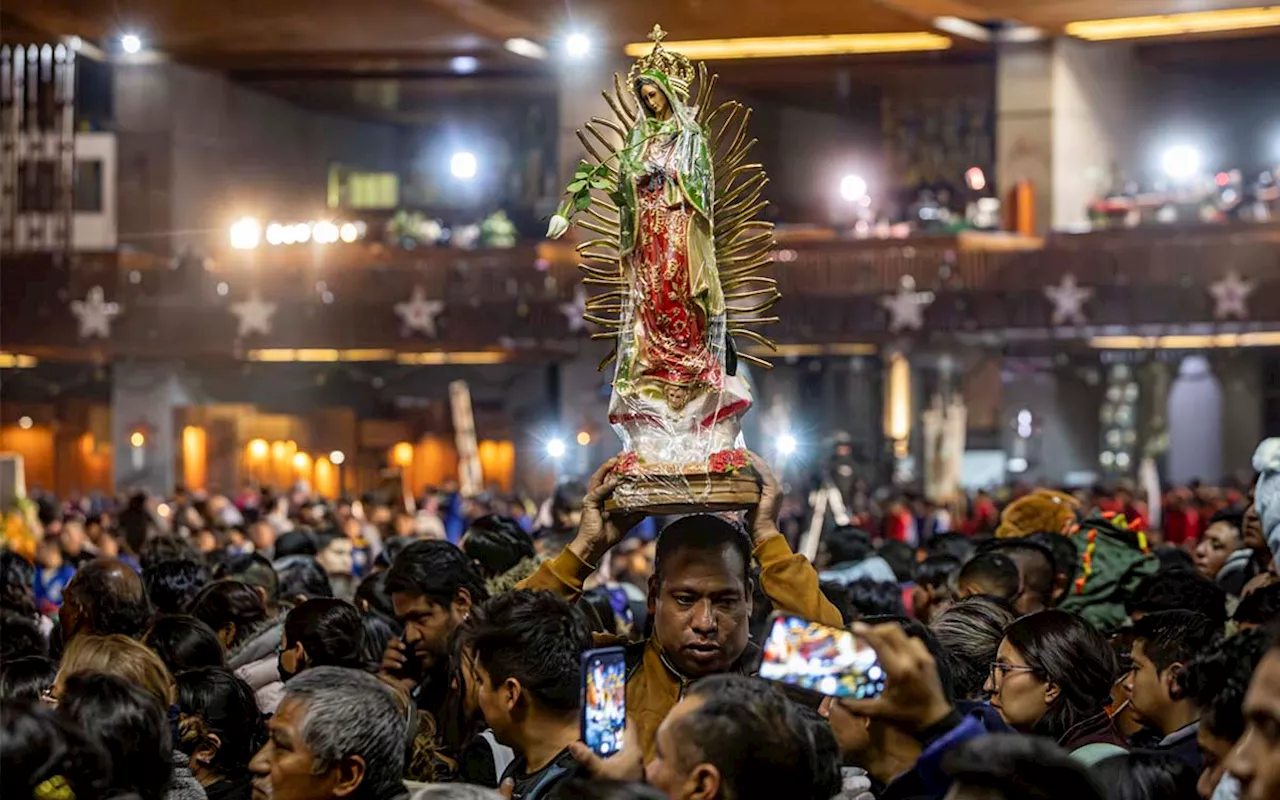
[550,26,780,514]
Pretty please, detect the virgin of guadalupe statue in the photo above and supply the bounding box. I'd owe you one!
[548,25,780,513]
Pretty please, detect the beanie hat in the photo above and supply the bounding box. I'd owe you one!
[1251,438,1280,565]
[995,489,1080,539]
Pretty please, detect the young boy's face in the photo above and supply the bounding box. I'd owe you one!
[37,542,63,569]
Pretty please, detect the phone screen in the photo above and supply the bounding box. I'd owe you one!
[580,647,627,757]
[758,614,886,699]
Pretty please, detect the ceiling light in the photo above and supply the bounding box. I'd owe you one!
[339,222,359,243]
[565,33,592,59]
[622,32,951,60]
[776,434,798,457]
[313,220,339,244]
[933,16,990,41]
[840,174,868,202]
[229,217,261,250]
[546,438,567,459]
[504,38,548,60]
[120,33,142,54]
[265,223,285,246]
[1162,145,1201,180]
[450,151,478,180]
[450,55,478,74]
[293,222,312,244]
[1065,6,1280,41]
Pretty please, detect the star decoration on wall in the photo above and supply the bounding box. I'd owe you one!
[560,287,588,334]
[230,290,278,337]
[1044,273,1093,326]
[395,286,446,337]
[1209,272,1252,320]
[881,287,934,333]
[71,286,121,338]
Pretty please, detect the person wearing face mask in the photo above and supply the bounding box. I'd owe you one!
[983,609,1128,766]
[277,598,368,684]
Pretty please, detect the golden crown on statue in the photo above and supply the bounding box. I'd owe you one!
[627,25,695,101]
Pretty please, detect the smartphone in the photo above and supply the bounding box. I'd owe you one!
[580,647,627,757]
[758,613,886,699]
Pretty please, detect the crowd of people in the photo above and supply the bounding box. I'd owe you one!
[3,442,1280,800]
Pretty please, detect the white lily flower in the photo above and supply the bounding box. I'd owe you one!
[546,214,571,240]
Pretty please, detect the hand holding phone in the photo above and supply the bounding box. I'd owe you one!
[580,647,627,757]
[758,613,886,699]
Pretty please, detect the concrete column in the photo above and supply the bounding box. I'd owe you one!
[112,361,197,495]
[996,39,1145,233]
[1213,353,1264,482]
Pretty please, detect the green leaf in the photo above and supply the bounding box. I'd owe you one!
[567,180,587,193]
[609,190,627,207]
[589,178,611,190]
[574,161,593,178]
[574,193,593,212]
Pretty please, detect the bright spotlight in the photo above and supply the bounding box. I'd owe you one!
[18,416,33,430]
[450,55,479,74]
[776,433,798,457]
[120,33,142,54]
[839,174,868,202]
[576,431,591,446]
[546,438,567,459]
[450,151,478,180]
[313,220,339,244]
[565,33,592,59]
[329,450,346,466]
[130,431,146,448]
[265,223,285,246]
[504,38,548,60]
[279,224,299,245]
[1162,145,1201,180]
[293,223,312,244]
[965,166,987,192]
[229,216,261,250]
[339,222,359,243]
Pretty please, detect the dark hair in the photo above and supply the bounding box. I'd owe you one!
[1206,508,1245,535]
[62,559,152,639]
[845,579,907,620]
[581,586,623,635]
[138,536,200,571]
[959,551,1022,601]
[862,614,955,702]
[461,515,535,580]
[942,733,1104,800]
[0,656,58,702]
[375,536,414,570]
[1093,752,1199,800]
[175,667,265,779]
[916,554,962,590]
[1179,628,1270,741]
[1153,546,1197,575]
[314,527,348,559]
[927,533,977,563]
[386,540,489,607]
[214,553,280,608]
[283,598,368,671]
[143,559,211,615]
[824,526,874,566]
[654,515,753,587]
[0,551,37,616]
[1132,610,1221,677]
[1,610,46,661]
[1233,582,1280,626]
[187,580,267,648]
[274,530,318,558]
[1003,609,1118,740]
[1027,532,1079,602]
[981,540,1056,606]
[355,570,398,619]
[1126,572,1227,628]
[679,674,832,800]
[277,556,334,601]
[143,614,225,673]
[1,701,111,800]
[361,611,403,669]
[552,481,586,516]
[876,540,916,583]
[468,590,592,713]
[58,671,173,800]
[931,595,1017,701]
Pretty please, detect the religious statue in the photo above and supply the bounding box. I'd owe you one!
[547,25,779,513]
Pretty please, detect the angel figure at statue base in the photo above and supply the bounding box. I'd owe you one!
[549,24,780,514]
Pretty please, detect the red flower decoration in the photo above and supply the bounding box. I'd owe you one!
[707,449,749,474]
[615,452,640,475]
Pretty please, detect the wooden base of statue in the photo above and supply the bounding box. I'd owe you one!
[604,469,761,515]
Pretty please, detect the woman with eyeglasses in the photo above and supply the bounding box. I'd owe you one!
[983,608,1129,765]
